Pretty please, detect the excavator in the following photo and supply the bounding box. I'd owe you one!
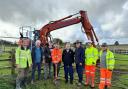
[38,10,98,46]
[19,10,99,46]
[37,10,99,84]
[18,10,99,84]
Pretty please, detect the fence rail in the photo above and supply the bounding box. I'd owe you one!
[0,49,128,89]
[0,58,11,61]
[112,49,128,55]
[0,49,15,75]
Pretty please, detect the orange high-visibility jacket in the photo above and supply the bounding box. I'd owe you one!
[51,48,62,64]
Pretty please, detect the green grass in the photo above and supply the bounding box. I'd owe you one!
[0,75,83,89]
[0,51,128,89]
[0,48,13,75]
[0,52,11,59]
[0,61,11,75]
[114,54,128,70]
[0,76,15,89]
[0,61,10,66]
[0,68,127,89]
[0,46,16,51]
[114,53,128,59]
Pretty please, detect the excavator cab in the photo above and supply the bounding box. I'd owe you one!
[18,26,34,50]
[33,30,40,42]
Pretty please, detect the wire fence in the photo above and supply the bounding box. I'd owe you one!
[111,49,128,55]
[0,48,128,89]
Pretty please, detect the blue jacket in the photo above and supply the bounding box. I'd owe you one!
[75,46,85,65]
[32,46,43,64]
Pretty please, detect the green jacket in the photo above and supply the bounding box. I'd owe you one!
[99,49,115,70]
[85,46,98,65]
[15,47,32,68]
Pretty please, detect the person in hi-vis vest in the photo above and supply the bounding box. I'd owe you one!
[99,43,115,89]
[85,40,98,88]
[15,38,32,89]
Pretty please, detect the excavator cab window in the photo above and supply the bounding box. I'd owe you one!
[33,30,40,42]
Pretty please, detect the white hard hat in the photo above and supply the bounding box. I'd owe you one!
[86,40,92,43]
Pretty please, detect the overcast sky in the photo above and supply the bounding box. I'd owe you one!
[0,0,128,44]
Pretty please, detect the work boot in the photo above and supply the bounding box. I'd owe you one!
[105,85,108,89]
[70,80,73,84]
[91,85,95,88]
[31,80,34,84]
[91,84,95,88]
[77,82,82,86]
[85,82,89,86]
[65,80,68,84]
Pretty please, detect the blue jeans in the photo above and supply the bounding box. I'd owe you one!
[31,63,41,80]
[76,64,83,83]
[64,65,73,81]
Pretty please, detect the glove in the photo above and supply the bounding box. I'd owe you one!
[92,62,95,65]
[79,63,82,66]
[108,69,112,71]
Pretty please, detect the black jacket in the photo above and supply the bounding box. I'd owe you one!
[75,46,85,65]
[44,46,53,63]
[62,49,74,66]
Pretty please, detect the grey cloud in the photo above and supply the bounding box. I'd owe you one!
[0,0,128,43]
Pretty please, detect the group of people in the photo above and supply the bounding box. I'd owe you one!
[15,37,115,89]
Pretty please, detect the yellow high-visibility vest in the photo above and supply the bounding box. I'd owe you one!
[15,47,32,68]
[99,50,115,70]
[85,46,98,65]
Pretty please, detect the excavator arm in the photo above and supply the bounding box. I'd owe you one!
[39,10,98,46]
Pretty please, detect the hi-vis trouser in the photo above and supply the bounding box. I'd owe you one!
[85,65,96,87]
[99,68,112,89]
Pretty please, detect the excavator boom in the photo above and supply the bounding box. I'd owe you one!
[39,10,98,46]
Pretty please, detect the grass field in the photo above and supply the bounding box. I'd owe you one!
[0,48,128,89]
[114,54,128,70]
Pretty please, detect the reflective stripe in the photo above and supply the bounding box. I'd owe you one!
[106,82,111,84]
[87,55,94,58]
[86,70,90,72]
[16,57,26,59]
[100,78,105,79]
[106,81,111,83]
[19,57,26,59]
[100,81,105,83]
[108,58,114,60]
[53,61,58,63]
[106,79,111,82]
[52,56,59,58]
[86,52,95,58]
[100,78,105,81]
[87,54,94,56]
[106,79,110,80]
[90,72,94,74]
[108,65,114,66]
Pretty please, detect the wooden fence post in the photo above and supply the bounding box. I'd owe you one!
[11,49,15,75]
